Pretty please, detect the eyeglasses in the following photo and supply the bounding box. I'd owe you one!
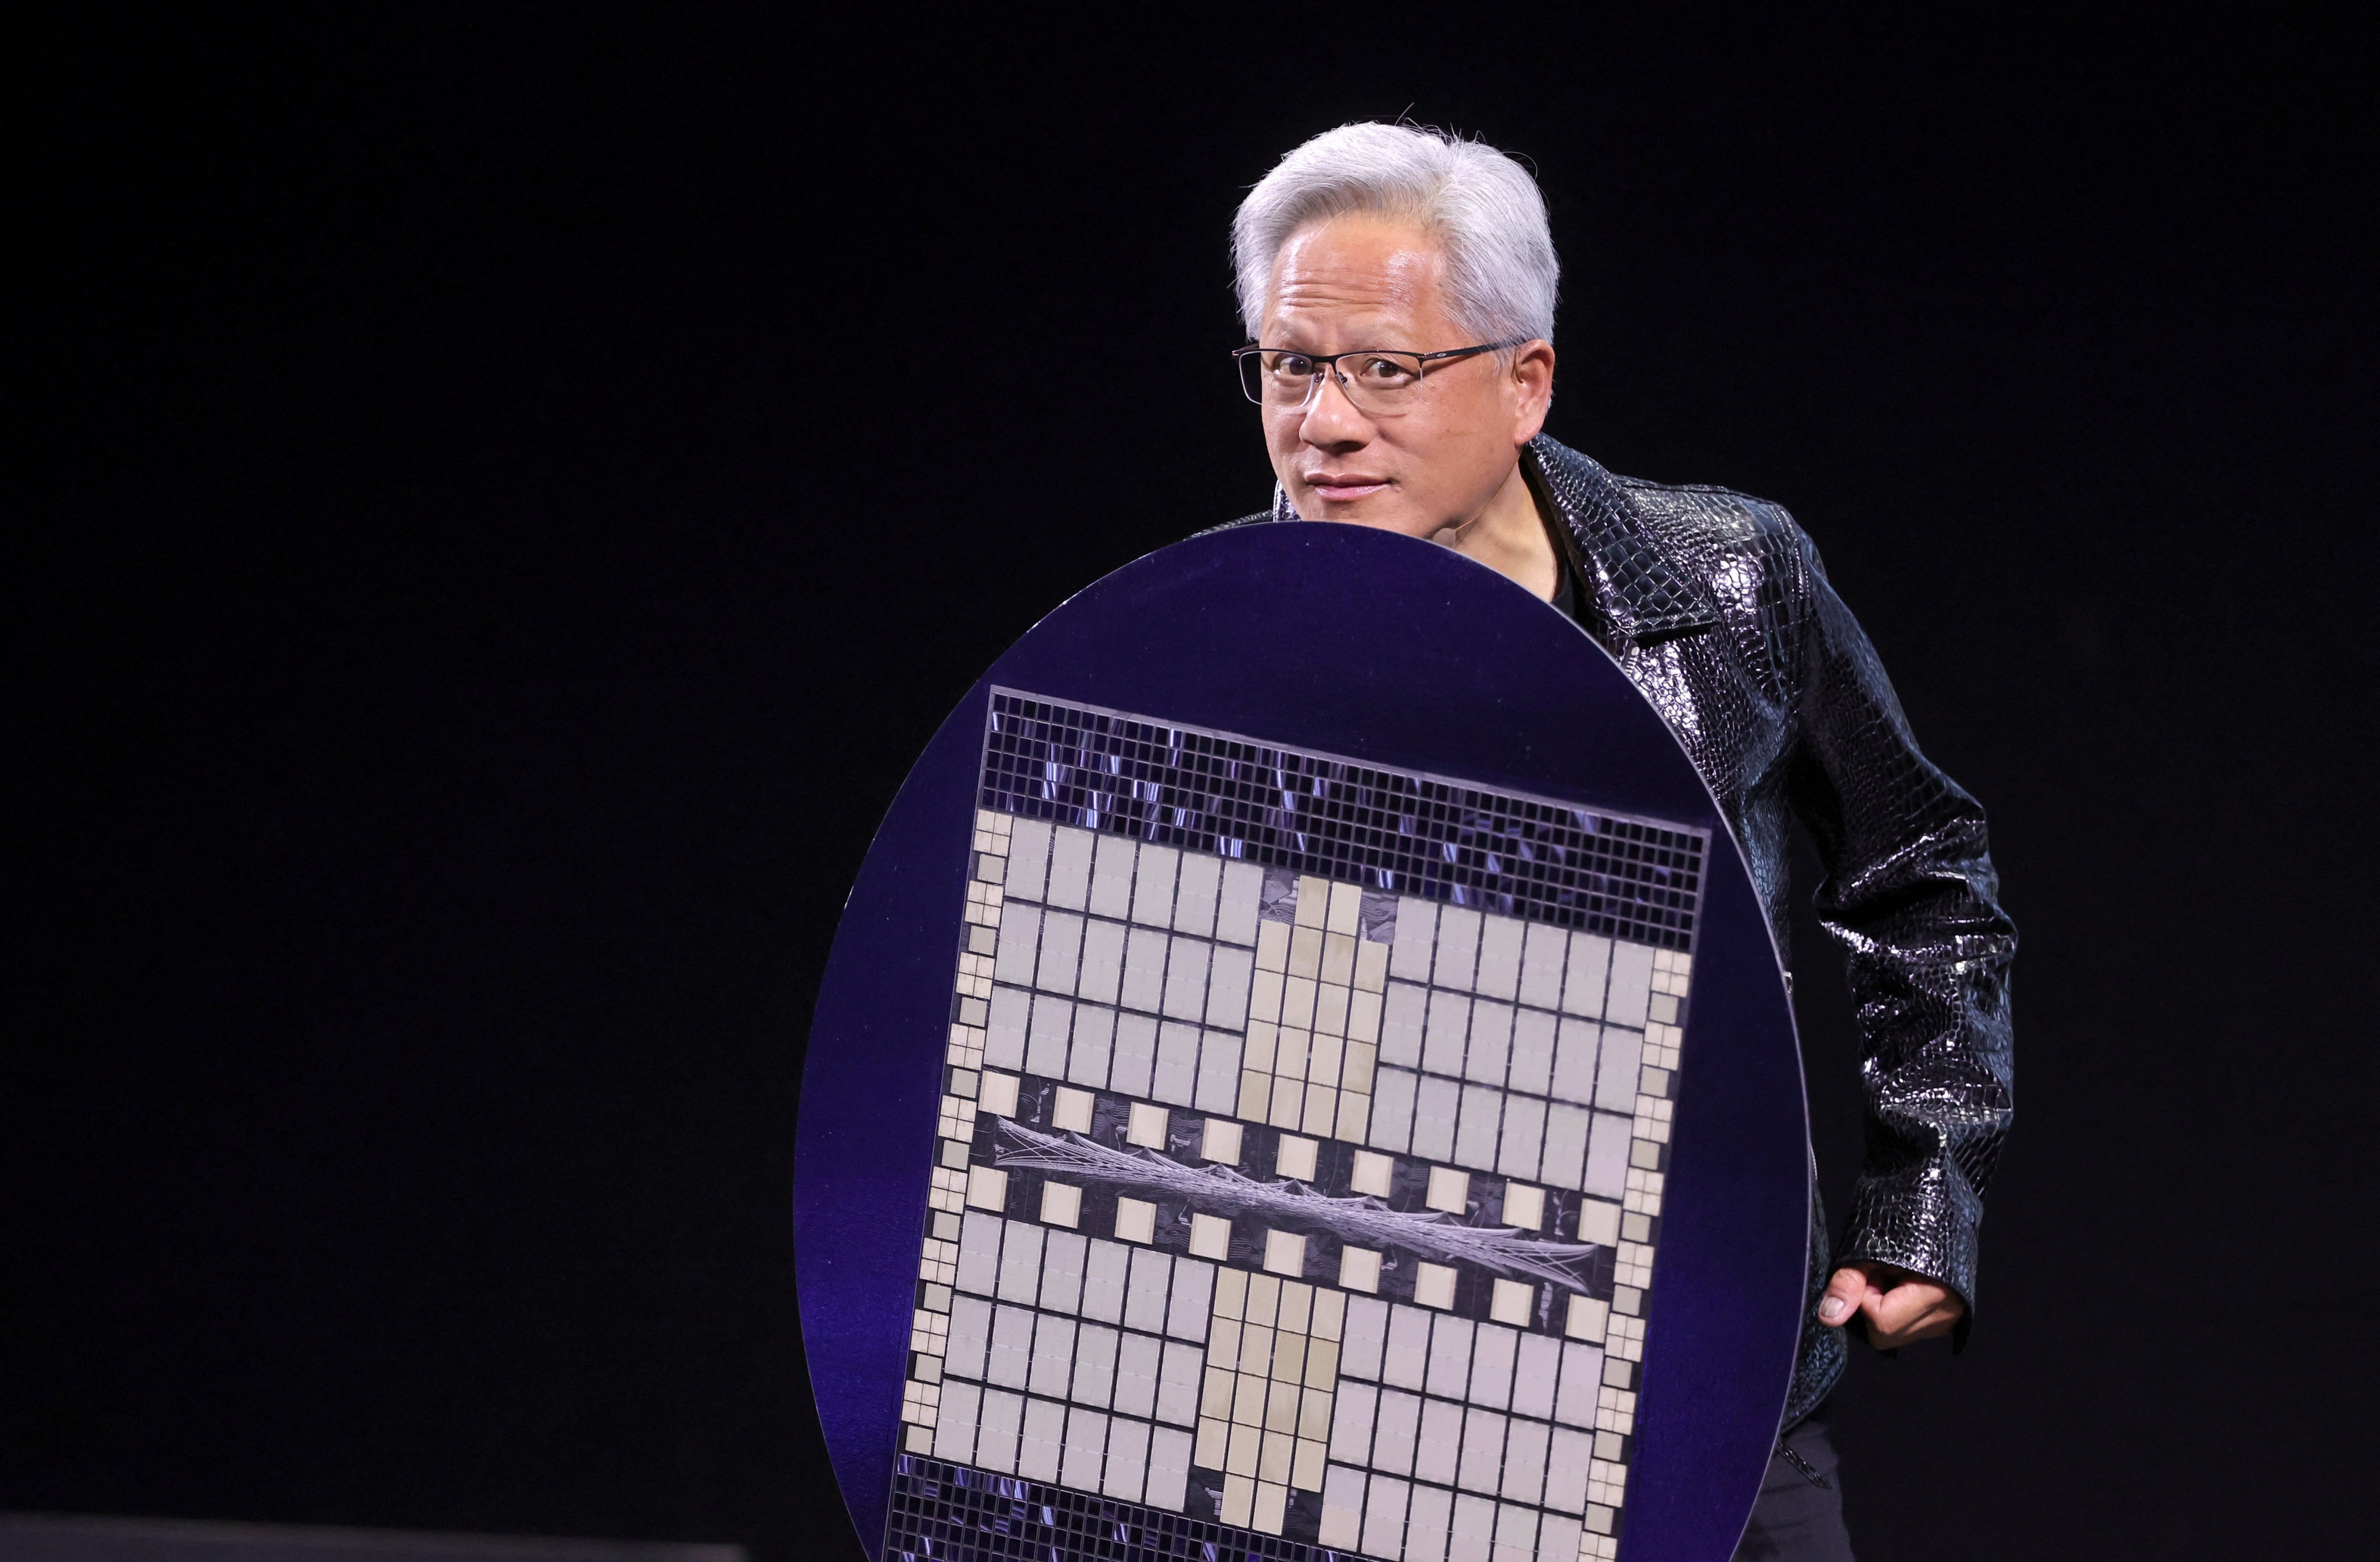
[1232,341,1519,415]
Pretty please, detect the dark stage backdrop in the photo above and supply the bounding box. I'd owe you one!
[10,9,2373,1560]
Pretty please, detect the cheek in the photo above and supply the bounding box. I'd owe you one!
[1391,417,1476,480]
[1425,407,1498,446]
[1266,417,1304,464]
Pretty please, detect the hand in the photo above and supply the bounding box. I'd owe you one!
[1817,1262,1965,1349]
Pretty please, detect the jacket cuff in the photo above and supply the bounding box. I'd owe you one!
[1838,1162,1983,1323]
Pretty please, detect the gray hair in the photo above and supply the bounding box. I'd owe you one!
[1232,122,1560,345]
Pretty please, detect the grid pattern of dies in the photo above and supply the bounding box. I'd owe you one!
[888,709,1709,1562]
[885,1455,1341,1562]
[981,691,1707,951]
[1316,1294,1633,1562]
[926,1208,1210,1511]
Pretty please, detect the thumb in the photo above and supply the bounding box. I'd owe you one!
[1816,1267,1866,1327]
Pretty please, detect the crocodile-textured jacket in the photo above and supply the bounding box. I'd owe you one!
[1219,433,2017,1427]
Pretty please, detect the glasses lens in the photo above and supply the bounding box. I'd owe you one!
[1254,350,1317,406]
[1341,352,1425,410]
[1236,350,1274,404]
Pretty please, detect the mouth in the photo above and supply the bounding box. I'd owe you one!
[1302,473,1392,503]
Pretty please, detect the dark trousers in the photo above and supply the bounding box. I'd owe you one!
[1732,1409,1855,1561]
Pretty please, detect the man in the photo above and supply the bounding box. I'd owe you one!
[1213,123,2016,1560]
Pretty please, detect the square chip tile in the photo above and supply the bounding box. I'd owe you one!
[1201,1118,1243,1165]
[978,1071,1020,1119]
[1413,1262,1457,1310]
[1113,1196,1156,1244]
[1126,1102,1169,1149]
[1189,1212,1232,1260]
[965,1165,1008,1212]
[1349,1148,1396,1198]
[1051,1086,1094,1134]
[1566,1294,1610,1343]
[1041,1181,1082,1229]
[1263,1229,1307,1277]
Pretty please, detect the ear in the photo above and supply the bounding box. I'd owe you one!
[1510,340,1555,446]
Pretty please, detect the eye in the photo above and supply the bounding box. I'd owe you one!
[1267,352,1316,379]
[1356,356,1419,386]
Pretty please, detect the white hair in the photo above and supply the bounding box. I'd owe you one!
[1232,122,1560,345]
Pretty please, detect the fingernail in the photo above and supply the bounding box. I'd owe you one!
[1819,1297,1848,1323]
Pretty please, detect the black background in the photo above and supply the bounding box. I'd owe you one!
[10,7,2374,1560]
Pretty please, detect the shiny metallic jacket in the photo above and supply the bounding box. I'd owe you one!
[1225,433,2017,1426]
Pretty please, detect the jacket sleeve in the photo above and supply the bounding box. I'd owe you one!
[1780,521,2017,1321]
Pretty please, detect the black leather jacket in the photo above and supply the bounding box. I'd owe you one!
[1221,433,2017,1426]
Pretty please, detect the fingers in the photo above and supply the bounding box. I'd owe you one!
[1818,1265,1969,1347]
[1860,1280,1962,1349]
[1816,1266,1870,1327]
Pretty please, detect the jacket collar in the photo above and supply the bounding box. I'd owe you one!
[1267,435,1721,647]
[1524,435,1722,646]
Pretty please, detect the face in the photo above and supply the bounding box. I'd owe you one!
[1257,213,1553,536]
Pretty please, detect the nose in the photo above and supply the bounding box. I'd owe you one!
[1297,366,1372,448]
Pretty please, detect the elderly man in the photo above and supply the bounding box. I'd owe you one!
[1213,123,2016,1561]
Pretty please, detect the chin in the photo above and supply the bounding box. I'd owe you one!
[1298,490,1433,537]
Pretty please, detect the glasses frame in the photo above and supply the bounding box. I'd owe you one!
[1231,340,1525,413]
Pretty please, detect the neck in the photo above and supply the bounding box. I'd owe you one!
[1436,458,1559,600]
